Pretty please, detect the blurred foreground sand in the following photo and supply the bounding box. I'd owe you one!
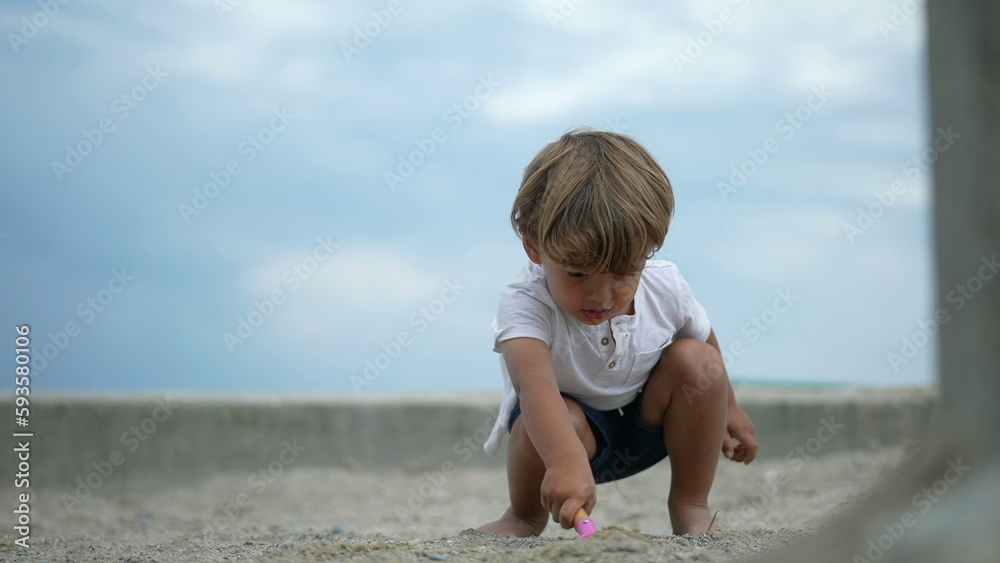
[1,446,908,562]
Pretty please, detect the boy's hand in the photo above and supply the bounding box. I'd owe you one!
[540,459,596,529]
[723,404,758,464]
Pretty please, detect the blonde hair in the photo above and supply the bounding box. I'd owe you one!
[511,128,675,275]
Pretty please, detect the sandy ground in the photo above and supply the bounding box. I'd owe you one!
[1,447,909,562]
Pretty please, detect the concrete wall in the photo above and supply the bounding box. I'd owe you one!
[0,388,937,489]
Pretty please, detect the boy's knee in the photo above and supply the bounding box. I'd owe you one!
[665,339,726,395]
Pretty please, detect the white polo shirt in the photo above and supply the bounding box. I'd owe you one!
[483,259,712,456]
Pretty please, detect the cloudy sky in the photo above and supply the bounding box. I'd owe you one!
[1,0,938,393]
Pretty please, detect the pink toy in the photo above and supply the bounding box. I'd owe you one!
[574,509,598,539]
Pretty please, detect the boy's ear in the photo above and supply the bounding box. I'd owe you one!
[522,238,543,265]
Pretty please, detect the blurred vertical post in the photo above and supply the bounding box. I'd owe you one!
[928,0,1000,455]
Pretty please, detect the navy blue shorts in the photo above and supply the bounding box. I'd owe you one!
[507,391,668,484]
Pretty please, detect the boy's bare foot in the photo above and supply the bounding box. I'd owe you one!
[477,508,548,537]
[670,503,724,534]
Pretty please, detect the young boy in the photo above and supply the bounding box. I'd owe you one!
[478,128,758,537]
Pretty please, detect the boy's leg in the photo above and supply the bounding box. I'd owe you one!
[638,338,728,534]
[477,398,598,537]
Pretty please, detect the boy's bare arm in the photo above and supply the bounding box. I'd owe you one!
[501,337,596,526]
[705,331,738,404]
[706,330,759,463]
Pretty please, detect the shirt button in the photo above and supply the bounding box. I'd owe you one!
[609,360,617,368]
[600,338,609,346]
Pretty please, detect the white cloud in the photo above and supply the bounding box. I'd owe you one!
[832,118,923,152]
[487,1,914,124]
[244,246,441,308]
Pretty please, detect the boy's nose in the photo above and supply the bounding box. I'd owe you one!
[586,278,614,303]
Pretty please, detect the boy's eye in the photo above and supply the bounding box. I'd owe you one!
[566,272,587,279]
